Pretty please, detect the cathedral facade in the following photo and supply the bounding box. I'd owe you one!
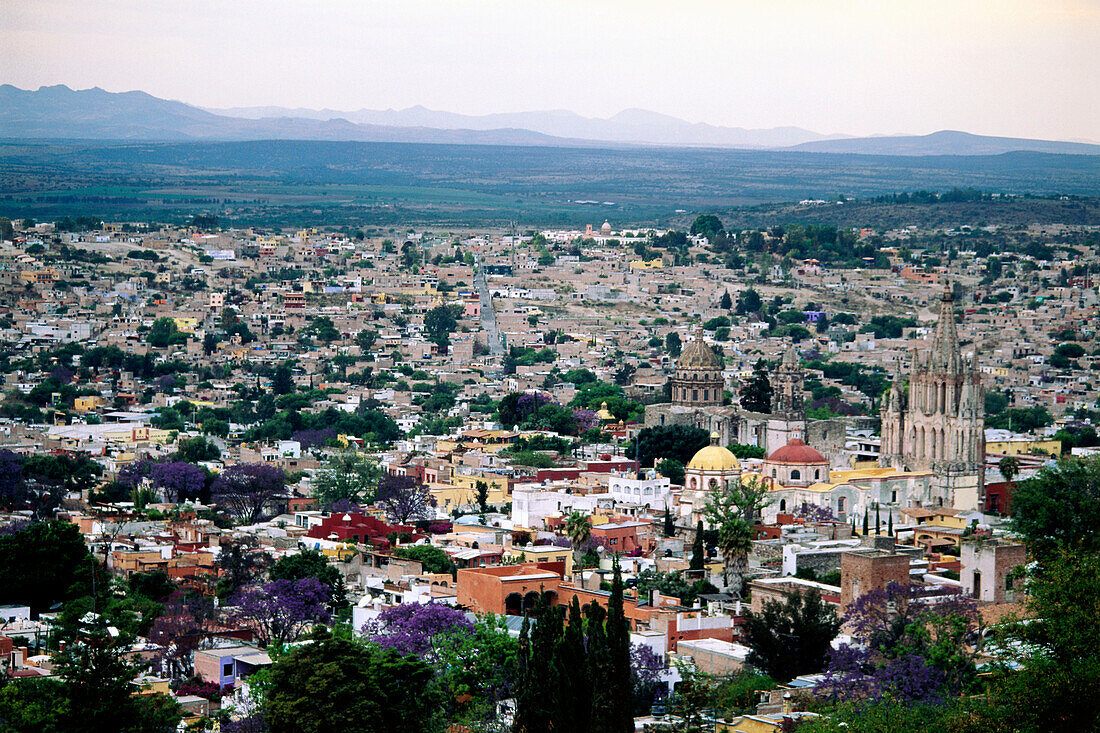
[879,284,985,508]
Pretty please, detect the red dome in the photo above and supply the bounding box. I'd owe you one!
[767,439,827,464]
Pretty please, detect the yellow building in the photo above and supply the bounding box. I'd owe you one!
[429,479,508,513]
[985,437,1061,457]
[450,472,510,497]
[171,317,199,334]
[503,544,573,576]
[629,258,664,270]
[74,395,106,413]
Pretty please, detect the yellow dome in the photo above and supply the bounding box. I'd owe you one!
[687,444,740,472]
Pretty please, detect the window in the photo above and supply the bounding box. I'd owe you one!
[891,490,897,503]
[779,499,786,511]
[838,497,847,513]
[223,662,234,678]
[814,469,821,480]
[692,389,698,401]
[791,469,801,481]
[1006,574,1014,591]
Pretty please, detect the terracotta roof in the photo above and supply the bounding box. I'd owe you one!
[768,439,827,465]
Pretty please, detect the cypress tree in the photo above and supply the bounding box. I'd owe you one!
[663,507,676,537]
[690,520,705,571]
[586,601,613,733]
[558,597,592,731]
[888,510,894,536]
[862,508,869,535]
[875,504,881,536]
[606,557,633,732]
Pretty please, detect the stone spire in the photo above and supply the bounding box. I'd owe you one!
[929,281,962,375]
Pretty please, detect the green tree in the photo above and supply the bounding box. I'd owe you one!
[1009,455,1100,559]
[393,545,456,575]
[270,550,347,610]
[355,329,379,352]
[743,588,840,682]
[664,331,682,358]
[739,358,773,413]
[663,507,676,537]
[704,477,770,597]
[424,305,460,350]
[690,520,705,571]
[146,317,184,348]
[0,520,94,613]
[264,629,443,733]
[475,479,490,513]
[690,214,725,241]
[312,451,380,509]
[628,424,710,468]
[655,458,685,485]
[990,551,1100,733]
[565,510,592,575]
[720,290,733,310]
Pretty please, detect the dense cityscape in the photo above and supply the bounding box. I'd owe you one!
[0,207,1097,731]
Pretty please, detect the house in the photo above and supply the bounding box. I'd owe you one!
[193,645,272,687]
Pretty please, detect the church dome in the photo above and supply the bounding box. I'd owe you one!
[601,220,612,234]
[687,444,740,472]
[767,438,826,465]
[677,333,723,371]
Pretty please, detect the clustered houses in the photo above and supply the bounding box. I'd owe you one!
[0,213,1095,728]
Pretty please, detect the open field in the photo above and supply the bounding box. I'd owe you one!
[1,139,1099,227]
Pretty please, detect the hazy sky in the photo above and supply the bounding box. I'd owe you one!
[4,0,1098,140]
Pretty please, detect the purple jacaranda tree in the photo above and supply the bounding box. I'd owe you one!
[291,428,337,450]
[221,715,268,733]
[117,458,155,489]
[375,473,436,524]
[149,461,207,503]
[820,582,979,702]
[630,642,667,712]
[792,501,836,523]
[232,577,330,647]
[572,409,600,434]
[213,463,287,524]
[362,601,473,658]
[50,365,74,384]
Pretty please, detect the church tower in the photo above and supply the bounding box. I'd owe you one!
[772,344,804,417]
[670,325,724,407]
[880,283,984,502]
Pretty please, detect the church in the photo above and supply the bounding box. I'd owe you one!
[644,326,849,459]
[661,284,986,528]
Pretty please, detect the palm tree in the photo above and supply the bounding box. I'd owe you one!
[564,510,591,578]
[715,519,755,598]
[704,476,770,598]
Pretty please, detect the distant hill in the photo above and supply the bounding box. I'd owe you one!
[788,130,1100,156]
[1,85,1097,156]
[208,102,838,148]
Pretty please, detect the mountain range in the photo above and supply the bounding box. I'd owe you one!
[2,84,1098,156]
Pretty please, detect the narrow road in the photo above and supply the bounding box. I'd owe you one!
[475,260,504,357]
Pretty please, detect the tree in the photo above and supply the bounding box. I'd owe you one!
[628,424,710,468]
[655,458,684,485]
[990,551,1100,732]
[743,588,840,682]
[364,602,473,657]
[0,520,94,613]
[232,578,331,647]
[663,507,676,537]
[690,214,725,241]
[174,435,221,462]
[355,329,378,353]
[148,461,208,503]
[212,463,287,524]
[271,363,295,396]
[312,451,380,510]
[1010,455,1100,559]
[215,536,271,598]
[475,479,490,513]
[704,476,770,597]
[739,358,773,413]
[393,544,456,575]
[998,454,1021,489]
[690,520,705,571]
[264,629,443,733]
[736,288,762,315]
[270,549,347,610]
[48,615,181,732]
[720,290,733,310]
[375,473,435,524]
[146,317,185,348]
[565,510,592,576]
[424,304,460,350]
[664,332,682,358]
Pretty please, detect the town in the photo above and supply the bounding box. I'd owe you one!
[0,207,1097,732]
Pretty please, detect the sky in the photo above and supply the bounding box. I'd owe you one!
[3,0,1098,141]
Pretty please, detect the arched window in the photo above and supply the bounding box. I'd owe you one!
[708,478,718,489]
[771,469,777,478]
[791,469,801,481]
[814,469,821,480]
[779,499,787,511]
[689,477,697,489]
